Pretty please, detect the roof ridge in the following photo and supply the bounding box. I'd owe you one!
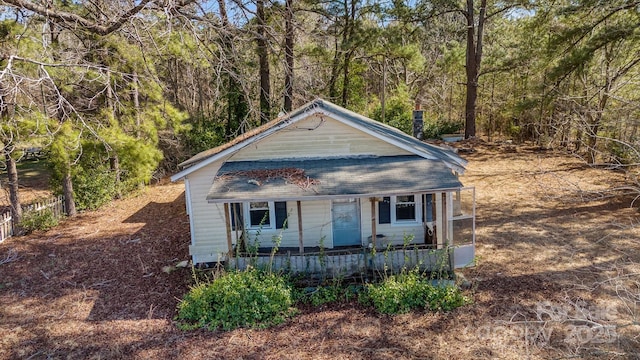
[172,98,467,182]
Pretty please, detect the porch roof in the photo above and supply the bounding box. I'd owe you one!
[206,155,462,203]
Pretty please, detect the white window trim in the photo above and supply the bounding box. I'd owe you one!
[390,195,422,225]
[244,201,276,230]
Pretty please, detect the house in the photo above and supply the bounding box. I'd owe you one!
[171,99,475,274]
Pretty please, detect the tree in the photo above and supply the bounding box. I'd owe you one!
[1,0,192,216]
[545,0,640,164]
[257,0,272,122]
[284,0,295,112]
[462,0,487,139]
[421,0,527,138]
[0,20,55,225]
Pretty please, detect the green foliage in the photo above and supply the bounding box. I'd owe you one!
[107,133,163,189]
[604,133,637,165]
[308,285,341,306]
[71,165,118,210]
[299,280,358,306]
[359,270,469,314]
[549,2,640,81]
[49,133,117,211]
[176,268,295,331]
[20,208,59,234]
[182,120,226,155]
[370,84,414,134]
[423,119,464,139]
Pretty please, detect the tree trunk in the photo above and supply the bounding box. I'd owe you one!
[133,71,141,138]
[328,38,340,100]
[283,0,294,112]
[62,168,77,217]
[340,0,355,107]
[381,59,386,122]
[341,50,352,107]
[586,122,600,164]
[464,0,477,139]
[257,0,271,123]
[218,0,248,136]
[110,154,122,198]
[463,0,486,139]
[5,153,22,227]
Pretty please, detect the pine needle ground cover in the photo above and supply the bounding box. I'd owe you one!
[1,143,639,359]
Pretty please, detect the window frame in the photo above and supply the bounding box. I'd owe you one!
[378,194,422,225]
[245,201,276,230]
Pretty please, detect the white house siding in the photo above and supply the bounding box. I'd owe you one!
[185,156,229,263]
[238,202,300,249]
[228,114,412,162]
[247,197,426,250]
[244,199,333,249]
[359,197,425,248]
[299,200,333,247]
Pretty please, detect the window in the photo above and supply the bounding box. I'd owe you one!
[378,195,421,225]
[395,195,416,221]
[249,202,271,228]
[232,201,288,230]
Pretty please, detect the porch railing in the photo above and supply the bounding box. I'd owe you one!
[228,244,474,278]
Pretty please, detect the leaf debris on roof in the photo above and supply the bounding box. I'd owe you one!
[217,168,321,190]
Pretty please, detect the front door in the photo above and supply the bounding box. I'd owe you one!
[332,199,361,247]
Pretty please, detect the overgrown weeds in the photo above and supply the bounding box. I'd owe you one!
[177,232,468,331]
[20,208,59,233]
[358,268,469,314]
[176,244,470,331]
[176,267,296,331]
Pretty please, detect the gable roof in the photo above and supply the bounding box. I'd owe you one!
[171,99,467,181]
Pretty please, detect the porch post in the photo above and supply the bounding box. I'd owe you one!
[435,193,444,249]
[446,192,454,246]
[297,200,304,254]
[223,203,234,258]
[370,197,377,248]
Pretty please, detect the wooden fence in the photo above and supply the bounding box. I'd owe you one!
[0,212,12,243]
[0,196,65,243]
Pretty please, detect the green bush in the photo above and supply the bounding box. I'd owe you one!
[423,119,464,139]
[300,282,358,306]
[20,208,59,233]
[359,271,469,314]
[71,165,119,211]
[176,268,296,330]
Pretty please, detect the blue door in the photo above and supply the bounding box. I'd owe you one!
[332,199,361,247]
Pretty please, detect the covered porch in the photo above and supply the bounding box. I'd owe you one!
[208,155,475,276]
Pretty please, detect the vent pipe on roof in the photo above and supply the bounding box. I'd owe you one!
[412,100,424,140]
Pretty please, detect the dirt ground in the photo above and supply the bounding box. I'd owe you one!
[1,142,639,359]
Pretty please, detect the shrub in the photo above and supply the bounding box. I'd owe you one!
[300,281,358,307]
[20,208,59,233]
[359,271,469,314]
[176,268,295,330]
[423,119,464,139]
[72,166,118,210]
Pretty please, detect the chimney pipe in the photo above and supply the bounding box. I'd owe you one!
[412,100,424,140]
